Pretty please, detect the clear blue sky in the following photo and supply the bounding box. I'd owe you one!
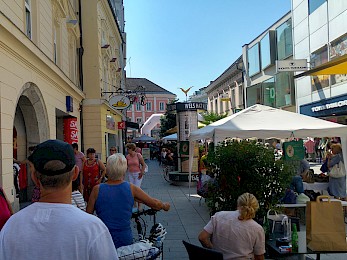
[124,1,291,101]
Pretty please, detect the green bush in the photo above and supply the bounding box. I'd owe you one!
[206,140,294,219]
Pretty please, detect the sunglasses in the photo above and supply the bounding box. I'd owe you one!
[110,149,116,151]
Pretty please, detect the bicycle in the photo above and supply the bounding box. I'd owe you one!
[161,159,174,183]
[117,208,167,260]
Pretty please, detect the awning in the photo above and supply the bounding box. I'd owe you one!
[294,54,347,78]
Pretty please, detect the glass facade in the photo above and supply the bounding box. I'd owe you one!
[275,72,294,107]
[262,77,275,107]
[246,84,262,107]
[260,32,272,69]
[330,34,347,85]
[276,19,293,60]
[248,43,260,76]
[311,46,329,91]
[309,0,326,14]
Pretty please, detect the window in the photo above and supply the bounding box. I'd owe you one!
[159,102,165,111]
[275,72,295,107]
[260,32,274,69]
[136,117,142,124]
[136,103,141,111]
[214,99,218,113]
[53,24,61,65]
[246,84,262,107]
[311,46,329,91]
[25,0,32,39]
[309,0,326,14]
[262,77,275,107]
[146,102,152,111]
[238,84,244,106]
[330,34,347,85]
[248,43,260,76]
[231,89,236,109]
[276,19,293,60]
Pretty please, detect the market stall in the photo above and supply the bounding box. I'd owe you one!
[188,104,347,196]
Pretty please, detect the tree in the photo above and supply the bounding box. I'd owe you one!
[205,140,294,219]
[160,99,178,137]
[201,111,228,125]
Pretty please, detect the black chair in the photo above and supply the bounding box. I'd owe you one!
[182,240,223,260]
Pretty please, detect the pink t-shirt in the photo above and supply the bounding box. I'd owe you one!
[126,153,142,173]
[74,151,85,172]
[204,210,265,259]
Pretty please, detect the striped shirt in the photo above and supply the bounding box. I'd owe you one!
[71,191,86,211]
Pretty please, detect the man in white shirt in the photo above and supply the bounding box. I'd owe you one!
[0,139,118,260]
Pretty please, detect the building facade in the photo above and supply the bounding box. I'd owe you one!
[81,0,126,160]
[0,0,84,206]
[242,12,296,112]
[205,56,244,115]
[293,0,347,124]
[126,78,176,138]
[189,88,208,104]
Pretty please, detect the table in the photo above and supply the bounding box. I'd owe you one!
[266,231,347,259]
[277,198,347,208]
[303,182,329,194]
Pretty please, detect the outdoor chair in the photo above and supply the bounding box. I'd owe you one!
[182,240,223,260]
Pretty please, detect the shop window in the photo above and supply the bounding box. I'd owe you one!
[311,46,329,91]
[276,19,293,60]
[246,84,262,107]
[262,77,275,107]
[275,72,295,107]
[309,0,326,15]
[330,34,347,85]
[25,0,32,39]
[248,43,260,76]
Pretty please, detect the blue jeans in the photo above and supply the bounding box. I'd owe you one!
[290,175,304,194]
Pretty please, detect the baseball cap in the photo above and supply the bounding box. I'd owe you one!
[28,139,76,176]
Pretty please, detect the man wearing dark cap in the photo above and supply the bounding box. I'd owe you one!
[0,140,118,260]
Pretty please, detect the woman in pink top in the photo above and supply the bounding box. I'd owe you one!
[126,143,146,187]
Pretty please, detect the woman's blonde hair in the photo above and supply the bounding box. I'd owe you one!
[126,143,136,151]
[237,193,259,220]
[106,153,127,180]
[331,143,342,154]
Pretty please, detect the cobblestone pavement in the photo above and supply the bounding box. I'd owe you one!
[133,159,210,260]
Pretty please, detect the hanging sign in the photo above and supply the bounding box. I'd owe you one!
[282,140,305,161]
[109,95,131,109]
[64,118,78,144]
[118,121,125,129]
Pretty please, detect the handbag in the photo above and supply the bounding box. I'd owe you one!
[306,195,347,251]
[302,169,314,183]
[329,161,346,178]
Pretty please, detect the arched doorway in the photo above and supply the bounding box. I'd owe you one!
[13,82,49,202]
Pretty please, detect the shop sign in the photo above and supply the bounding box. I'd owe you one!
[283,140,305,161]
[311,99,347,112]
[220,94,230,102]
[276,59,308,72]
[118,121,125,129]
[109,95,131,109]
[106,115,115,130]
[64,118,78,144]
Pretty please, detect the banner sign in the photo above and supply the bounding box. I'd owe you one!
[64,118,78,144]
[167,102,207,113]
[283,140,305,161]
[109,95,131,109]
[220,94,230,102]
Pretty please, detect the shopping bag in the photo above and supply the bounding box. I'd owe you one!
[306,195,347,251]
[329,161,346,178]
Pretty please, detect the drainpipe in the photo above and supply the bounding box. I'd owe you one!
[78,0,85,152]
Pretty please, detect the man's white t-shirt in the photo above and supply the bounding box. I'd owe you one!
[204,210,265,260]
[0,202,118,260]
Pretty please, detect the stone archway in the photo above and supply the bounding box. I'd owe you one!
[14,82,49,202]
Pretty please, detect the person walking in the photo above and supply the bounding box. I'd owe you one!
[0,139,118,260]
[72,143,85,193]
[82,148,106,202]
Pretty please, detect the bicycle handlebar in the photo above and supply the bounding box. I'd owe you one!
[131,208,158,219]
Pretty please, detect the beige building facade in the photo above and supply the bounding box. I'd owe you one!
[81,0,126,160]
[0,0,84,207]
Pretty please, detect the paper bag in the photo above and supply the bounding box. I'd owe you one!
[306,195,347,251]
